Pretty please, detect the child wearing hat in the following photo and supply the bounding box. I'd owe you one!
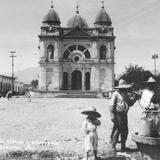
[81,107,101,160]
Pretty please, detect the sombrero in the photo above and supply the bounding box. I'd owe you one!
[115,79,133,89]
[143,77,159,84]
[81,107,101,118]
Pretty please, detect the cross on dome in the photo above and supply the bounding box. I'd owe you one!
[51,0,53,8]
[102,0,104,8]
[76,0,79,14]
[76,5,79,14]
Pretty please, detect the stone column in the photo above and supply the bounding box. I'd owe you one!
[39,41,45,58]
[108,42,111,58]
[39,67,46,90]
[82,68,85,91]
[51,65,60,91]
[105,64,114,91]
[91,65,99,91]
[91,41,97,58]
[59,66,62,90]
[54,41,58,60]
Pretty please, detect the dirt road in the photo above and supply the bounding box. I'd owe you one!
[0,97,142,159]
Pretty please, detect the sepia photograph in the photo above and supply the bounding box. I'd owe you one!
[0,0,160,159]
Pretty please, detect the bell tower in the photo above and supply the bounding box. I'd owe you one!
[38,2,61,90]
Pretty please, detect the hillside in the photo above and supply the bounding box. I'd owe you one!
[15,66,39,84]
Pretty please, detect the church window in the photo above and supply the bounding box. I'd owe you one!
[84,50,91,59]
[63,50,70,59]
[78,45,85,52]
[74,56,80,62]
[63,45,91,60]
[68,45,76,52]
[100,45,106,59]
[47,45,54,59]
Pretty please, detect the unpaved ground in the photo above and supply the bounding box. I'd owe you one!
[0,97,143,159]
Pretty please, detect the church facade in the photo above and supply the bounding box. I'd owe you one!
[38,2,115,92]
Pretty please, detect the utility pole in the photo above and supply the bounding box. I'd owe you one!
[9,51,16,93]
[152,54,158,76]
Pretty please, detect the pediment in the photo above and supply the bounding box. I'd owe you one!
[64,29,90,37]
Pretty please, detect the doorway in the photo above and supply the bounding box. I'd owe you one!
[62,72,68,90]
[71,70,82,90]
[85,72,90,90]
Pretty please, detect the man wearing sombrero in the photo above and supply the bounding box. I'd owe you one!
[140,77,160,111]
[139,77,160,137]
[109,79,139,152]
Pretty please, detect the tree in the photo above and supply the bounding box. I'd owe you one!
[30,79,38,89]
[118,64,154,89]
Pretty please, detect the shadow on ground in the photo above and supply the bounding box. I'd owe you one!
[0,148,144,160]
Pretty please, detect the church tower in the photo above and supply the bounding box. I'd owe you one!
[38,1,115,92]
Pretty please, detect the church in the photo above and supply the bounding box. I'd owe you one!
[38,1,116,92]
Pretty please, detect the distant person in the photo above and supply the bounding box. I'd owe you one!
[6,91,12,101]
[109,79,139,153]
[26,90,31,102]
[81,107,101,160]
[28,91,31,102]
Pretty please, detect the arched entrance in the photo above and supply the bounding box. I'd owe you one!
[71,70,82,90]
[85,72,90,90]
[62,72,68,90]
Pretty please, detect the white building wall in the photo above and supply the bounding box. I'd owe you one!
[91,65,99,91]
[51,65,60,90]
[39,41,45,58]
[39,67,46,90]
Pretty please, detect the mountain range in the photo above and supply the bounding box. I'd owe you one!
[14,66,39,84]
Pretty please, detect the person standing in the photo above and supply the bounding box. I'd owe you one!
[6,91,12,101]
[28,91,31,102]
[109,79,138,153]
[81,107,101,160]
[140,77,160,111]
[139,77,160,137]
[25,90,31,102]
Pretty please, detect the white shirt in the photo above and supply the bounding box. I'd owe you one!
[140,89,154,109]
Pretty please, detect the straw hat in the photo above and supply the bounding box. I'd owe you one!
[143,77,158,84]
[81,106,101,118]
[115,79,133,89]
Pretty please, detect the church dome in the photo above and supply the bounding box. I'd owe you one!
[67,6,88,28]
[43,4,61,26]
[94,5,112,26]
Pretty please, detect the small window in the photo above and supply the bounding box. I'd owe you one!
[47,45,54,59]
[84,50,91,59]
[100,45,106,60]
[63,50,70,59]
[68,45,76,52]
[74,56,80,62]
[78,45,85,52]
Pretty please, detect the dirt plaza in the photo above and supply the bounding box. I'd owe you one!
[0,97,143,159]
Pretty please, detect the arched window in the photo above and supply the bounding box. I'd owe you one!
[47,45,54,59]
[84,50,91,59]
[63,45,91,60]
[63,50,70,59]
[85,72,90,90]
[100,45,106,60]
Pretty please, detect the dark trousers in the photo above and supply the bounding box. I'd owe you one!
[110,112,128,148]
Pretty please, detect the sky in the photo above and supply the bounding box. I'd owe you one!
[0,0,160,75]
